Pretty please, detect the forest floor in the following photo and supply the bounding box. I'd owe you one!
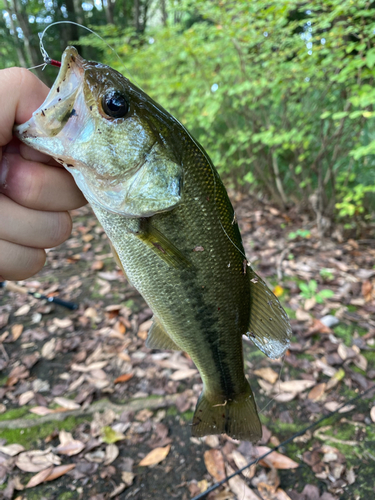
[0,194,374,500]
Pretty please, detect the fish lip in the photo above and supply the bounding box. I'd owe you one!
[15,46,85,140]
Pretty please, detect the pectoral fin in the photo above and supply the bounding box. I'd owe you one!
[137,222,191,269]
[146,317,182,351]
[247,269,292,359]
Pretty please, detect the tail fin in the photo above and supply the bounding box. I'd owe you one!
[191,385,261,442]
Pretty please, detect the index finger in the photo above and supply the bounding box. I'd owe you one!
[0,68,49,146]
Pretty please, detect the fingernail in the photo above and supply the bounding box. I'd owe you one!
[0,154,10,191]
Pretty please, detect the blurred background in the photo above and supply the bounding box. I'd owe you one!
[1,0,375,234]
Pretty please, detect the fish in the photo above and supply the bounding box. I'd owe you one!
[16,47,291,441]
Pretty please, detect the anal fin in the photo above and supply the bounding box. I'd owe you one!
[247,269,292,359]
[146,317,181,351]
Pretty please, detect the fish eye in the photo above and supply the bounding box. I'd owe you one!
[102,91,128,118]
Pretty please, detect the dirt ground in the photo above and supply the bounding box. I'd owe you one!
[0,194,374,500]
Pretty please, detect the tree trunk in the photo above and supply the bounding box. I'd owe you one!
[8,0,46,81]
[4,5,27,67]
[160,0,167,26]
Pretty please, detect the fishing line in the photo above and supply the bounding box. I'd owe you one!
[258,355,286,415]
[191,384,375,500]
[38,21,124,70]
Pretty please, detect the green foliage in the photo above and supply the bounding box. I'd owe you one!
[319,268,334,281]
[299,279,334,303]
[1,0,375,223]
[288,229,311,240]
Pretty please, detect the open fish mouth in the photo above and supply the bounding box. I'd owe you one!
[16,47,86,149]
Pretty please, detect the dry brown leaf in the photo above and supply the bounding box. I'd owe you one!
[114,373,134,384]
[324,401,355,413]
[41,338,57,360]
[14,304,30,316]
[0,444,25,457]
[53,397,81,410]
[109,483,126,498]
[55,440,85,456]
[308,383,326,402]
[26,466,54,488]
[254,367,279,384]
[257,482,292,500]
[353,354,368,371]
[272,392,297,403]
[16,449,61,472]
[257,379,274,394]
[370,406,375,423]
[11,324,24,341]
[53,317,73,329]
[29,406,66,416]
[170,368,198,381]
[45,464,76,481]
[278,380,315,393]
[231,450,256,479]
[19,390,35,406]
[71,361,108,372]
[121,471,135,486]
[104,443,119,465]
[255,447,299,469]
[139,445,171,466]
[226,464,260,500]
[204,449,225,482]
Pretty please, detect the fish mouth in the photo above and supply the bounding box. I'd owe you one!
[16,47,85,144]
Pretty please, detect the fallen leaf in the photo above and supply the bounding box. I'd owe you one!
[29,406,66,416]
[324,401,355,413]
[16,449,61,472]
[53,397,81,410]
[170,368,198,381]
[304,297,316,310]
[255,447,299,469]
[101,426,126,444]
[114,373,134,384]
[11,324,24,341]
[272,392,297,402]
[254,367,279,384]
[139,445,171,466]
[104,443,119,465]
[26,466,54,488]
[353,354,367,371]
[204,449,225,481]
[52,317,73,329]
[308,383,326,402]
[231,450,256,479]
[0,444,25,456]
[19,390,35,406]
[55,440,85,456]
[227,464,260,500]
[71,361,108,372]
[109,483,126,498]
[45,464,76,481]
[41,338,57,360]
[14,304,30,316]
[121,471,135,486]
[258,482,292,500]
[278,380,315,393]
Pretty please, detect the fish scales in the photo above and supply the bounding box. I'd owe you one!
[15,47,292,441]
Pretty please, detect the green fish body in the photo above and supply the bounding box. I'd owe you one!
[16,47,291,441]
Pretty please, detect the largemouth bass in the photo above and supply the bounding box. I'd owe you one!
[16,47,291,441]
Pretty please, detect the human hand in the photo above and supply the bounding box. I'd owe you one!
[0,68,87,281]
